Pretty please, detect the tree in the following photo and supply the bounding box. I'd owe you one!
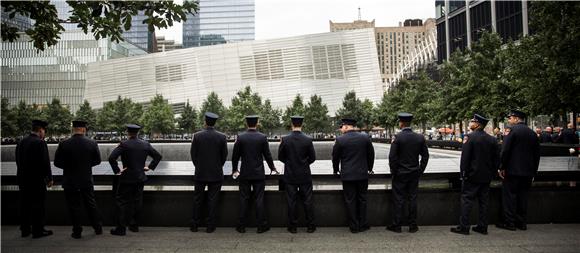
[96,101,116,132]
[198,92,226,129]
[336,91,364,128]
[503,2,580,121]
[1,98,17,138]
[360,99,375,130]
[75,100,97,129]
[42,98,73,136]
[259,99,282,135]
[283,94,306,129]
[304,95,332,135]
[223,86,262,133]
[178,100,197,134]
[141,94,175,136]
[96,96,142,133]
[13,101,38,136]
[1,1,198,51]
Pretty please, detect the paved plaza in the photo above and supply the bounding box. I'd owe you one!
[2,224,580,253]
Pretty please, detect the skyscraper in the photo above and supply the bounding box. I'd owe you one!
[330,18,436,88]
[182,0,255,48]
[1,0,148,112]
[435,0,529,63]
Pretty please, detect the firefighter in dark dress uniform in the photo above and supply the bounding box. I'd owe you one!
[232,115,279,233]
[54,120,103,239]
[15,119,53,238]
[387,113,429,233]
[496,110,540,231]
[190,112,228,233]
[109,124,162,236]
[332,118,375,233]
[278,116,317,233]
[451,114,499,235]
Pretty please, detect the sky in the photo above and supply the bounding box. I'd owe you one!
[156,0,435,44]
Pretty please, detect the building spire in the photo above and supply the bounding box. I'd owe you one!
[358,6,361,21]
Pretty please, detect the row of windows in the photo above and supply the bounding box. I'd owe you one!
[239,44,358,81]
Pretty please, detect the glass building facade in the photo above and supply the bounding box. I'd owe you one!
[1,31,147,112]
[435,0,528,63]
[86,29,382,115]
[182,0,255,48]
[1,0,150,112]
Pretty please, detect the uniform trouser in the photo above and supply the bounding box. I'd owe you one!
[238,179,267,227]
[286,182,315,228]
[342,179,369,231]
[391,171,420,227]
[115,182,144,229]
[459,181,490,229]
[64,187,102,233]
[19,186,46,233]
[502,175,533,226]
[192,181,222,228]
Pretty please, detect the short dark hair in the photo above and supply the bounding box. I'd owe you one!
[206,118,217,127]
[247,121,258,128]
[400,121,411,127]
[32,125,44,132]
[291,121,303,128]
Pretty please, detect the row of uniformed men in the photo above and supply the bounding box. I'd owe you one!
[15,109,539,238]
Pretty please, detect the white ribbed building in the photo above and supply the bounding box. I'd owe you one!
[85,29,383,115]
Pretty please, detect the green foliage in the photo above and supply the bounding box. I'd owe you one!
[304,95,332,134]
[42,98,73,136]
[336,91,365,128]
[1,1,198,51]
[223,86,262,133]
[96,96,142,133]
[75,100,97,129]
[198,92,226,129]
[259,99,282,134]
[141,94,175,135]
[13,101,43,136]
[178,100,197,133]
[1,98,17,138]
[283,94,306,129]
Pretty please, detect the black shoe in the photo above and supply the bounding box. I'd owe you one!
[495,223,516,231]
[110,228,126,236]
[306,226,316,233]
[287,227,297,234]
[359,225,370,232]
[349,228,359,234]
[190,225,198,232]
[516,224,527,231]
[21,230,31,238]
[257,226,270,234]
[235,226,246,233]
[71,231,82,239]
[472,226,488,235]
[128,225,139,232]
[386,225,402,233]
[409,225,419,233]
[450,226,469,235]
[94,226,103,235]
[206,227,216,233]
[32,230,53,239]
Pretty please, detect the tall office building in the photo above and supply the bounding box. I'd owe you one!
[1,1,148,112]
[330,18,436,88]
[122,11,157,53]
[435,0,529,63]
[182,0,255,48]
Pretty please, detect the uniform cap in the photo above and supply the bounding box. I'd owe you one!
[126,124,141,133]
[397,112,413,122]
